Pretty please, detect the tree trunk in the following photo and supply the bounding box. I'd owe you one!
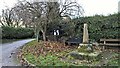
[0,22,5,26]
[25,24,28,28]
[16,22,19,28]
[42,24,47,41]
[42,31,46,41]
[36,31,39,42]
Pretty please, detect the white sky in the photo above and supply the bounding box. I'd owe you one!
[77,0,119,16]
[0,0,119,16]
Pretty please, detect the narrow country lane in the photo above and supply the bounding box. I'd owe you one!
[0,39,35,66]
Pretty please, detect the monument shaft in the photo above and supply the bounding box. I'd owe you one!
[83,23,89,43]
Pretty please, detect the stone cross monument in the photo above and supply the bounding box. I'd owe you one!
[69,23,100,60]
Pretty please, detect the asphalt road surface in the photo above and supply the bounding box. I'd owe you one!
[0,39,35,67]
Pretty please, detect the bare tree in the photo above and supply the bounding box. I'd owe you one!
[14,0,84,41]
[0,7,23,27]
[59,0,84,18]
[12,2,33,28]
[1,8,13,26]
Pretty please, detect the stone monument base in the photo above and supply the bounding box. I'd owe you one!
[68,44,101,60]
[69,50,101,60]
[78,44,93,53]
[78,43,92,48]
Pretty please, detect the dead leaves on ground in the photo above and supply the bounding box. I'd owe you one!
[22,41,77,57]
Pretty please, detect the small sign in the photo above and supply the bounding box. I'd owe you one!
[53,30,59,36]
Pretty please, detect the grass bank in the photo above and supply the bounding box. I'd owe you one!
[18,40,119,66]
[18,40,78,66]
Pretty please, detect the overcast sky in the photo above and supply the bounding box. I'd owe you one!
[0,0,119,16]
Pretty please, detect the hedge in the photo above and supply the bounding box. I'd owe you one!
[1,26,34,39]
[72,13,119,42]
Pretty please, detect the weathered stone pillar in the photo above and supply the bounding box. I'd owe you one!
[83,23,89,44]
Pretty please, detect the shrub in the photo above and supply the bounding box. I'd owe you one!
[2,26,34,39]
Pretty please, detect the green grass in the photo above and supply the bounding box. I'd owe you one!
[107,58,119,66]
[107,53,119,66]
[25,53,71,66]
[25,53,36,64]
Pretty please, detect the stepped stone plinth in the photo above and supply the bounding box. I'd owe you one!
[68,23,101,60]
[78,23,92,51]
